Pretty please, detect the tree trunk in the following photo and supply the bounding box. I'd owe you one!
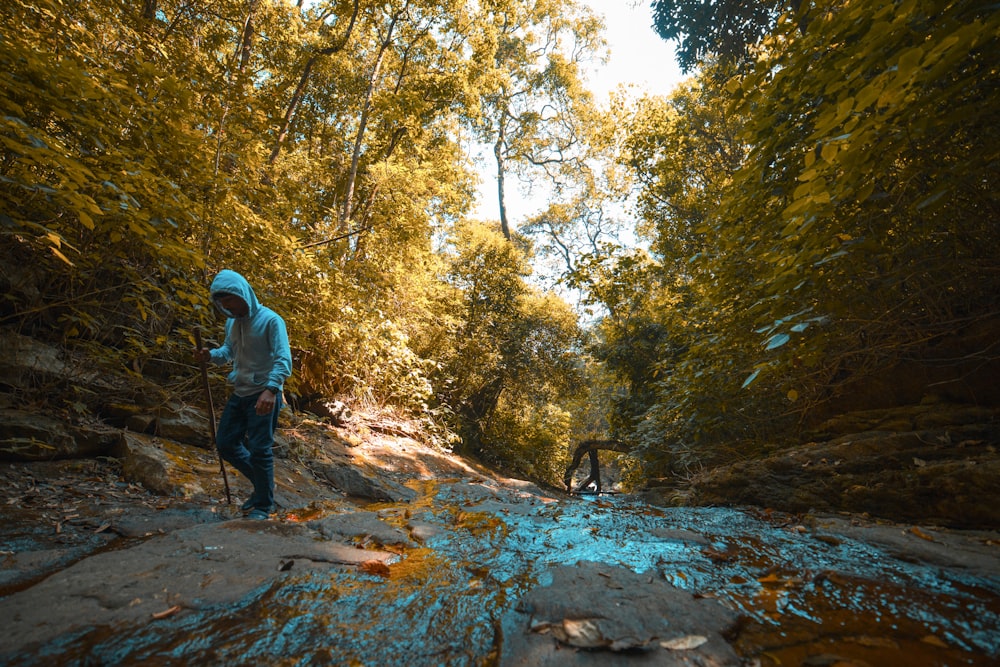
[268,0,360,166]
[494,110,511,240]
[341,7,404,231]
[563,440,630,492]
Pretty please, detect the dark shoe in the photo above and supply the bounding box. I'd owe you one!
[241,495,258,512]
[247,509,270,521]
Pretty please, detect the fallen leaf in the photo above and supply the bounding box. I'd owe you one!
[757,572,795,586]
[529,619,551,634]
[151,605,182,620]
[552,618,607,648]
[921,634,948,648]
[661,635,708,650]
[701,546,736,563]
[908,526,936,542]
[95,522,112,533]
[359,560,390,577]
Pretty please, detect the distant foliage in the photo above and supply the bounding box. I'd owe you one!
[431,221,584,479]
[589,0,1000,474]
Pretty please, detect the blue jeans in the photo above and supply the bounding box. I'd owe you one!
[215,391,281,512]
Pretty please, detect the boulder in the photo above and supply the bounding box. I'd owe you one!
[313,460,417,503]
[303,399,352,424]
[684,419,1000,529]
[112,432,209,497]
[0,331,127,396]
[0,332,71,389]
[0,408,120,461]
[499,561,741,666]
[154,401,212,448]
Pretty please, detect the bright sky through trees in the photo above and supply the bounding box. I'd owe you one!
[472,0,684,222]
[583,0,683,99]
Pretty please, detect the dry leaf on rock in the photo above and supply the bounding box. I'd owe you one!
[151,605,182,620]
[848,635,898,649]
[660,634,708,650]
[359,559,390,577]
[551,618,606,648]
[547,618,651,651]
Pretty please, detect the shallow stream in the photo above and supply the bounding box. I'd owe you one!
[15,482,1000,665]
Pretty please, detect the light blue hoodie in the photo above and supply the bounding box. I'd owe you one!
[208,269,292,397]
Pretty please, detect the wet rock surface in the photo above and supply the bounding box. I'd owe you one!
[0,519,398,656]
[500,561,741,665]
[0,434,998,665]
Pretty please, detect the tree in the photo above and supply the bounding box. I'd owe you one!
[434,221,582,477]
[613,0,1000,476]
[468,0,605,239]
[718,0,1000,410]
[650,0,799,72]
[0,0,207,352]
[0,0,474,416]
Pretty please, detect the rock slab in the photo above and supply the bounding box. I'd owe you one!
[500,561,741,666]
[0,519,396,659]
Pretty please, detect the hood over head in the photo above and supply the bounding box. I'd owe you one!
[210,269,260,318]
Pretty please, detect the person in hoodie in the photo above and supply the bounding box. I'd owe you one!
[195,269,292,520]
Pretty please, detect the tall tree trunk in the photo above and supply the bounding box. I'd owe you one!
[494,109,511,240]
[141,0,157,22]
[213,0,258,177]
[268,0,360,166]
[341,6,404,231]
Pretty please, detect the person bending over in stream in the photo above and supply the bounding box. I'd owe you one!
[195,269,292,520]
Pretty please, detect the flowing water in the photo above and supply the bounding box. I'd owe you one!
[10,481,999,666]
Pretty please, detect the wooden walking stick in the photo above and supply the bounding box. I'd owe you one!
[195,328,232,504]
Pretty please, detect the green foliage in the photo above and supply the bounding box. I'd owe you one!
[590,0,1000,479]
[468,0,605,238]
[0,0,207,360]
[721,0,1000,401]
[14,0,991,493]
[485,398,572,484]
[432,220,584,476]
[0,0,485,420]
[651,0,794,72]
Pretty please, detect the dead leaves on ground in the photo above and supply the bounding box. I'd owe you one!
[907,526,937,542]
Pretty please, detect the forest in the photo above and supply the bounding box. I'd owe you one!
[2,0,998,489]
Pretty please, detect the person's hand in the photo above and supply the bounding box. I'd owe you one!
[194,347,212,363]
[256,389,277,416]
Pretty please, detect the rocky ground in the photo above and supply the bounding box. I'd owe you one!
[2,330,999,665]
[2,414,998,665]
[667,402,1000,530]
[0,407,748,666]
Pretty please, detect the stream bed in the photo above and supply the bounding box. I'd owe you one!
[4,478,999,666]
